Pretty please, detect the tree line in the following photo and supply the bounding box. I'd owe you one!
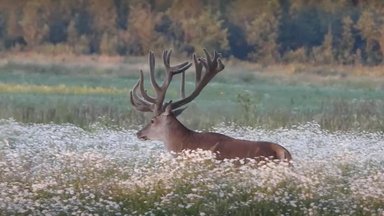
[1,0,384,65]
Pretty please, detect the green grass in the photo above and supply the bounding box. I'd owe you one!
[0,63,383,131]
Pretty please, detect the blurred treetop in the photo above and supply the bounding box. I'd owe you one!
[1,0,384,65]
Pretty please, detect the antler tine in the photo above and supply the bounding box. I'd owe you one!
[161,49,171,89]
[129,81,154,112]
[152,50,191,113]
[172,61,193,74]
[163,50,192,75]
[130,51,163,115]
[175,57,193,99]
[199,49,223,73]
[193,53,203,86]
[180,71,186,98]
[204,49,213,67]
[170,49,225,110]
[149,51,161,93]
[130,92,153,112]
[214,51,225,71]
[149,50,179,115]
[139,70,156,103]
[217,57,224,71]
[163,49,171,69]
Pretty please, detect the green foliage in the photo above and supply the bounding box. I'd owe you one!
[19,0,50,47]
[1,1,384,65]
[312,27,335,65]
[228,0,281,63]
[337,16,355,64]
[356,7,384,65]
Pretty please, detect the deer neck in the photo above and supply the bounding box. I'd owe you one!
[163,117,197,153]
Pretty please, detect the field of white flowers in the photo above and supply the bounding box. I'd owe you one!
[0,119,383,215]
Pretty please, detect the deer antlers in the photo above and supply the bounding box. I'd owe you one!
[130,49,225,116]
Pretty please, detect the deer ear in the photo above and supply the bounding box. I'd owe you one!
[162,103,173,116]
[173,106,187,117]
[162,101,187,116]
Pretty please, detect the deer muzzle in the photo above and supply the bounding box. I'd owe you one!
[136,131,149,141]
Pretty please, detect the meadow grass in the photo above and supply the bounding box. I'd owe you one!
[0,120,383,215]
[0,66,383,131]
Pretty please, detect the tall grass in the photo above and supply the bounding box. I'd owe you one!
[1,91,383,131]
[0,62,383,131]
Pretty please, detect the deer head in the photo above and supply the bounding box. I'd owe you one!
[136,104,175,141]
[130,49,225,142]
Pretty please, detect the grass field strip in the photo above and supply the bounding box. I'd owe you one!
[0,83,126,95]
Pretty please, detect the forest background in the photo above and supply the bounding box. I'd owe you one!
[1,0,384,68]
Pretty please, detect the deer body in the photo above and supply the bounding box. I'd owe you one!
[130,49,292,162]
[137,106,292,161]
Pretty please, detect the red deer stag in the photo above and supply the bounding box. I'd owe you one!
[130,49,292,162]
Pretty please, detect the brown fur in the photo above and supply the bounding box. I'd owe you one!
[137,109,292,162]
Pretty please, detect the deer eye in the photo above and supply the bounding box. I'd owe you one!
[151,119,155,124]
